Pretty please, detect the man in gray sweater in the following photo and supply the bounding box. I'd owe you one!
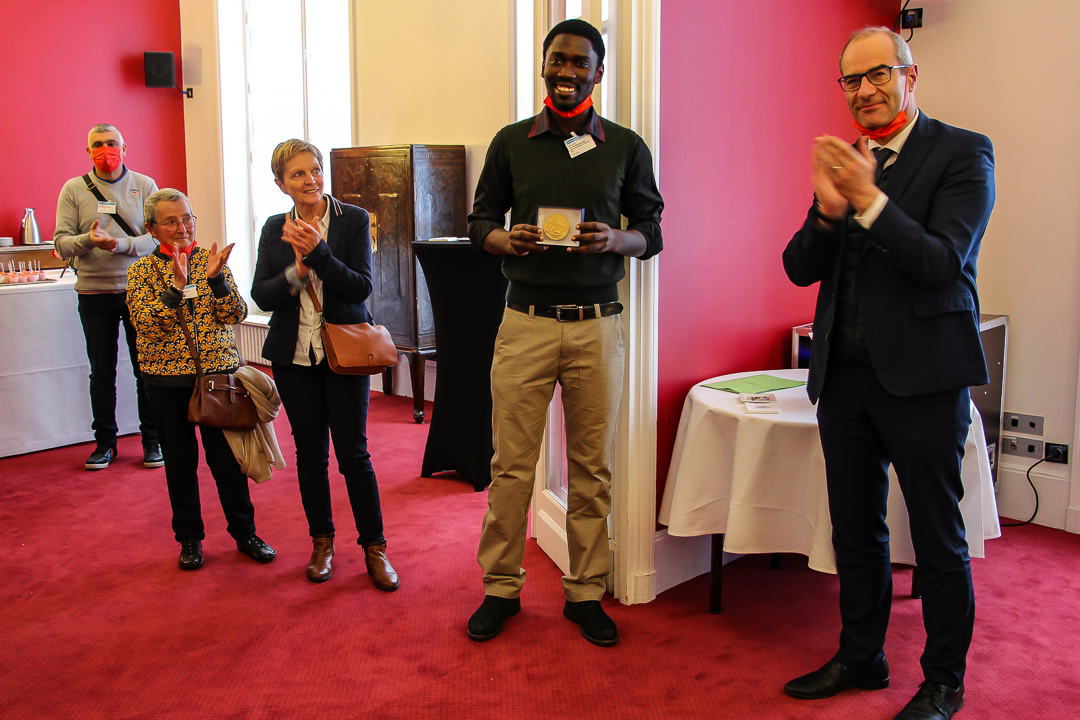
[54,124,162,470]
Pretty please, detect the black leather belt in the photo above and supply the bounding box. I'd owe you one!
[507,302,623,322]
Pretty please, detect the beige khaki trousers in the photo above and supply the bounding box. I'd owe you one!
[477,307,625,602]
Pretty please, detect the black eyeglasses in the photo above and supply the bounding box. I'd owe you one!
[154,215,197,231]
[837,65,911,92]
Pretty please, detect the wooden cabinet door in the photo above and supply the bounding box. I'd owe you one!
[332,148,417,347]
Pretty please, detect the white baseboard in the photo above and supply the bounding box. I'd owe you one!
[1065,507,1080,534]
[995,460,1071,529]
[653,529,747,597]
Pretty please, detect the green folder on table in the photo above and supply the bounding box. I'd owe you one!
[701,374,807,394]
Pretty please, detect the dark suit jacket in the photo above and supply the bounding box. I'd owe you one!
[251,196,374,366]
[783,112,995,403]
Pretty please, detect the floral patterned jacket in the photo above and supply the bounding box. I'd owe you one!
[127,247,247,386]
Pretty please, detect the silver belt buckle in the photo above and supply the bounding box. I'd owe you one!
[555,305,583,322]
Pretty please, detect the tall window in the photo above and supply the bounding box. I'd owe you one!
[515,2,620,510]
[517,0,614,122]
[219,0,352,312]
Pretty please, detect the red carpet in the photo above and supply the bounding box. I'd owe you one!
[1,391,1079,719]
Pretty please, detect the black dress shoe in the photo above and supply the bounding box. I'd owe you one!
[467,595,521,641]
[143,443,164,468]
[563,600,618,647]
[179,539,203,570]
[236,533,276,563]
[784,657,890,699]
[893,681,964,720]
[85,446,116,471]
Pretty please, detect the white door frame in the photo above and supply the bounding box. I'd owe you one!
[526,0,662,605]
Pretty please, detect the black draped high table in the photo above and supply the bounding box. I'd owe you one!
[411,240,508,491]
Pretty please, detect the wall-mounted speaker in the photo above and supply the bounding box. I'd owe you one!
[144,52,176,89]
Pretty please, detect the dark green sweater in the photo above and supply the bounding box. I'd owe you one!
[468,108,663,306]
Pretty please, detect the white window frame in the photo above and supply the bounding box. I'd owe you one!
[515,0,661,605]
[216,0,353,315]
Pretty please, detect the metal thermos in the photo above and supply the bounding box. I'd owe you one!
[20,208,41,245]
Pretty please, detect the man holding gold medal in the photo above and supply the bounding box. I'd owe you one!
[466,18,663,646]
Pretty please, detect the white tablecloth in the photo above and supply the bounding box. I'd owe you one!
[658,369,1001,573]
[0,271,139,457]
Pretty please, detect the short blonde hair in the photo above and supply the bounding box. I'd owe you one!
[271,139,324,181]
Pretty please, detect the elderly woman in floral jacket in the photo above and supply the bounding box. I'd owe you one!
[127,188,275,572]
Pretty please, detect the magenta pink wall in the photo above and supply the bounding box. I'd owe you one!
[657,1,896,506]
[0,1,187,243]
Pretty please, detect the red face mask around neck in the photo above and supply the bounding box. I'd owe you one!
[91,146,123,174]
[855,109,909,141]
[159,240,196,258]
[544,95,593,119]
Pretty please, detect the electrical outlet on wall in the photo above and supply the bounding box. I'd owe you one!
[1001,434,1043,460]
[1005,412,1044,436]
[1045,443,1069,464]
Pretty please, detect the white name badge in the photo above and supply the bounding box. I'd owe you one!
[565,132,597,158]
[182,284,198,300]
[97,201,117,215]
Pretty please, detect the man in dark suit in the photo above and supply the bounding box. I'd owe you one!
[781,27,995,720]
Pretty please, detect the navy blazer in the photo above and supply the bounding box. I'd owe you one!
[783,113,996,402]
[251,196,374,366]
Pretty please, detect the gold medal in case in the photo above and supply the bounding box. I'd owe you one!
[537,206,583,246]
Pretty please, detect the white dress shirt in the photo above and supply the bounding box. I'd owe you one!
[285,201,331,367]
[854,108,920,229]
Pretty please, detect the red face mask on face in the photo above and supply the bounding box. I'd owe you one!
[91,146,123,174]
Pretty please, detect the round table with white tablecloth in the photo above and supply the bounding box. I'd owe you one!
[659,368,1000,579]
[0,270,139,457]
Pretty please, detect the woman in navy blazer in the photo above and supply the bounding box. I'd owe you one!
[251,139,399,591]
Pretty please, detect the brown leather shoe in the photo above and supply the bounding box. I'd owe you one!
[364,541,399,591]
[306,536,335,583]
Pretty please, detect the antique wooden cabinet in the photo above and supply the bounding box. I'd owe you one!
[329,145,468,423]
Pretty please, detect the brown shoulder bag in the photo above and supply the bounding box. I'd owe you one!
[305,282,398,375]
[178,302,259,430]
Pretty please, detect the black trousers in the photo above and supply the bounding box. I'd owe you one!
[77,292,157,448]
[272,360,384,545]
[146,383,256,543]
[817,356,973,689]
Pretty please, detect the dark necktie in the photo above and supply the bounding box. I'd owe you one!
[872,147,895,187]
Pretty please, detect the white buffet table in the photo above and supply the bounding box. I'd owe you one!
[659,369,1000,585]
[0,270,139,457]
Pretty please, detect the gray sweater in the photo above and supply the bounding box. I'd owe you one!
[53,167,159,292]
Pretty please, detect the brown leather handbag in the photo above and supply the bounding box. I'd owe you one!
[178,304,259,430]
[306,283,398,375]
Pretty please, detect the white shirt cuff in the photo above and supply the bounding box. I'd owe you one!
[854,191,888,229]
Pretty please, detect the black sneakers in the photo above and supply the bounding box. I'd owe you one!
[85,446,117,470]
[143,443,164,468]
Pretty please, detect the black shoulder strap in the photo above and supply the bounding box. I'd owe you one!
[81,174,139,238]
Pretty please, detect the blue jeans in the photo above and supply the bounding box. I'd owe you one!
[77,292,157,449]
